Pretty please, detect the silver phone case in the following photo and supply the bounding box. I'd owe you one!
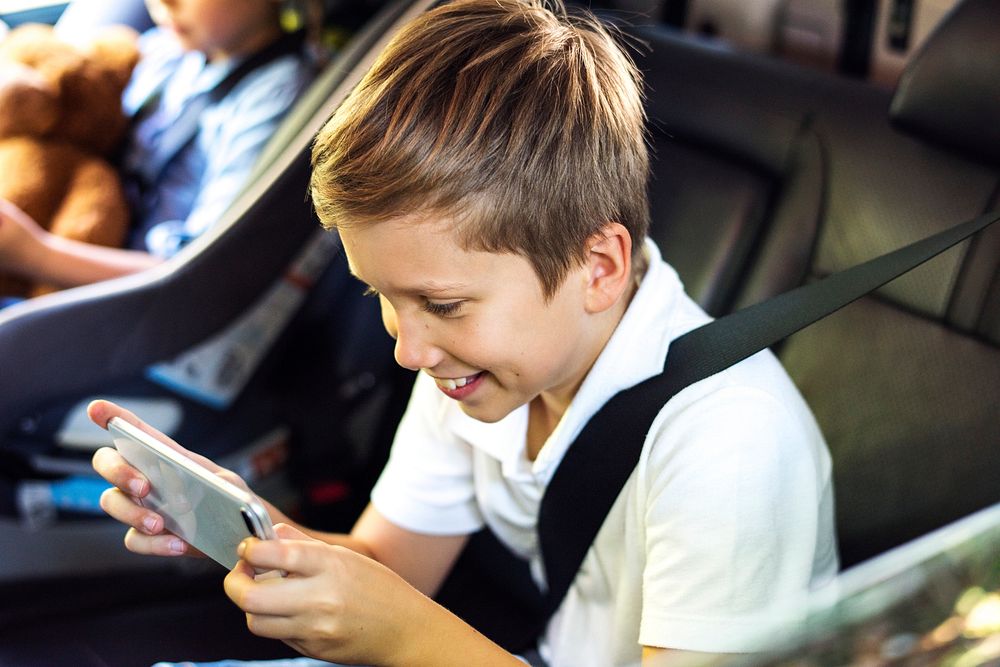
[108,417,276,570]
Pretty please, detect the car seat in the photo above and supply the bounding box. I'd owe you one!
[631,25,826,316]
[0,0,434,573]
[775,0,1000,567]
[625,0,999,568]
[0,0,436,664]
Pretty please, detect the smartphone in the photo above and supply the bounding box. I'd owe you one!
[108,416,277,571]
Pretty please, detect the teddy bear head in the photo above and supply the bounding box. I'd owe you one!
[0,23,140,156]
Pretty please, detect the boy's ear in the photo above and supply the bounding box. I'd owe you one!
[583,222,633,314]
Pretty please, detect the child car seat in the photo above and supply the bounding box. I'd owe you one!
[0,0,434,566]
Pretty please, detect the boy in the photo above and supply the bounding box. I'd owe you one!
[0,0,315,292]
[91,1,838,665]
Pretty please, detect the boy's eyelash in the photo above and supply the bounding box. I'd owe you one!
[362,287,462,317]
[422,300,463,316]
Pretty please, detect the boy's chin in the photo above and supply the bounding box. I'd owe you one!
[456,399,519,424]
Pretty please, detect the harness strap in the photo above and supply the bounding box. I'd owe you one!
[126,29,307,191]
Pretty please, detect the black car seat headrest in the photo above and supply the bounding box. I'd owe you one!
[889,0,1000,165]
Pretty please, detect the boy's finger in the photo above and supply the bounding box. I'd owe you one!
[88,399,224,473]
[87,399,140,430]
[92,446,149,496]
[123,527,190,557]
[224,562,302,617]
[273,522,311,540]
[243,612,299,640]
[224,559,261,609]
[239,537,322,576]
[99,486,161,533]
[89,400,179,451]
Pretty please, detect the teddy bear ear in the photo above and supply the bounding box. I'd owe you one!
[84,25,141,90]
[0,23,82,92]
[0,24,65,69]
[0,60,60,138]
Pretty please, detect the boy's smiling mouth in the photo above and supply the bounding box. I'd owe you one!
[429,371,486,399]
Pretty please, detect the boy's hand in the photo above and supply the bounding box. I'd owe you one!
[225,523,432,666]
[88,398,243,558]
[91,444,195,557]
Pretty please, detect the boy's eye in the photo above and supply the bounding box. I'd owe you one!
[361,285,462,316]
[422,300,463,317]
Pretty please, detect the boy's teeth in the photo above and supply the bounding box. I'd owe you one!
[437,374,476,391]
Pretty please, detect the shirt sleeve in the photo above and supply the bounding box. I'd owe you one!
[637,384,829,653]
[370,372,485,535]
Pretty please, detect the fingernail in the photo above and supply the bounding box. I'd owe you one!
[237,539,247,557]
[169,538,185,553]
[129,479,145,495]
[142,516,158,533]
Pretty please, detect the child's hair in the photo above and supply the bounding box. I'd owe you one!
[311,0,649,297]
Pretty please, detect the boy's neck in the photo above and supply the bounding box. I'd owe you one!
[526,395,563,461]
[526,280,639,461]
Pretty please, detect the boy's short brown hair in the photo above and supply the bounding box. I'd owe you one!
[311,0,649,297]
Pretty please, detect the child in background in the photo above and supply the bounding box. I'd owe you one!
[91,1,838,665]
[0,0,317,292]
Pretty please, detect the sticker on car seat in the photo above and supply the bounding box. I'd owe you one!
[146,231,340,409]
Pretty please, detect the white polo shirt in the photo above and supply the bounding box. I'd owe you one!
[370,239,838,666]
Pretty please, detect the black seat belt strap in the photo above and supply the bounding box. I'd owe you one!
[535,208,1000,629]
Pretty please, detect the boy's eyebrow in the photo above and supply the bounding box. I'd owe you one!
[411,280,469,295]
[348,271,469,295]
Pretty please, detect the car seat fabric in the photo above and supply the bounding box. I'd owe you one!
[888,0,1000,166]
[772,3,1000,565]
[629,26,825,316]
[620,0,999,569]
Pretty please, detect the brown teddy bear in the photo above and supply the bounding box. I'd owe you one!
[0,22,140,297]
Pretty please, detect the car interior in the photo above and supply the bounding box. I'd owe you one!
[0,0,997,664]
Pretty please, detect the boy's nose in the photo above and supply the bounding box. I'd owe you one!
[393,323,443,371]
[383,308,442,371]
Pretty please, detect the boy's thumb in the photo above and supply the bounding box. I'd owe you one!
[274,522,311,540]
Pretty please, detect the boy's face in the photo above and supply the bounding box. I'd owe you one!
[146,0,282,61]
[339,216,607,424]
